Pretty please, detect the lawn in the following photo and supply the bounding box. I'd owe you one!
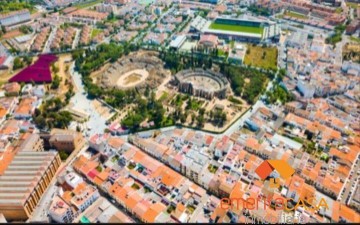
[158,91,169,102]
[91,29,102,39]
[228,95,243,105]
[139,0,156,5]
[186,205,196,214]
[208,164,218,174]
[346,2,359,9]
[209,22,264,35]
[335,7,343,14]
[127,163,136,170]
[350,36,360,43]
[284,11,308,19]
[131,183,140,190]
[244,45,278,70]
[186,98,203,111]
[75,0,102,9]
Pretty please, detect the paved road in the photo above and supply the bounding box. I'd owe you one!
[29,142,89,222]
[339,153,360,204]
[72,28,81,50]
[69,62,108,137]
[43,26,57,54]
[29,184,58,222]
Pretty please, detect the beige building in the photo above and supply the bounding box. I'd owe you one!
[16,133,44,152]
[0,151,61,221]
[49,129,85,153]
[48,196,76,223]
[73,197,134,223]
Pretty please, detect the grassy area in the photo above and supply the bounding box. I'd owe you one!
[139,0,156,5]
[91,29,102,39]
[111,155,120,162]
[96,165,102,172]
[335,7,343,14]
[217,49,227,57]
[209,22,264,35]
[158,91,169,102]
[131,183,140,190]
[346,2,360,9]
[244,45,278,70]
[75,0,102,9]
[350,36,360,43]
[171,94,189,107]
[167,205,176,214]
[127,163,136,170]
[284,11,308,19]
[186,98,203,111]
[30,8,38,14]
[228,95,243,105]
[291,136,304,144]
[186,205,196,214]
[144,186,152,193]
[208,164,218,174]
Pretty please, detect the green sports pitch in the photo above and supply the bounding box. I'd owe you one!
[209,22,264,35]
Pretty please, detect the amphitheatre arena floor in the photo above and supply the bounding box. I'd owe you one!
[182,75,222,92]
[116,69,149,89]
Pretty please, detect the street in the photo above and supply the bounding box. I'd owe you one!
[338,154,360,205]
[43,26,57,54]
[69,62,108,137]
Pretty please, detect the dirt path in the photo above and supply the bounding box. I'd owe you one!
[55,54,73,95]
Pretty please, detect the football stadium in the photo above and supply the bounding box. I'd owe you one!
[191,16,281,43]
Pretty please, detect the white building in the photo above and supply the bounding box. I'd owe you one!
[296,81,315,98]
[169,35,187,49]
[0,10,31,28]
[64,172,84,190]
[70,183,100,212]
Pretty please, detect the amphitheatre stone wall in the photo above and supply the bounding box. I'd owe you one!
[174,69,229,100]
[100,51,169,91]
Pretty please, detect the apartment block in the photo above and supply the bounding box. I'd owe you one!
[0,151,61,221]
[0,10,31,28]
[48,196,76,223]
[49,128,85,153]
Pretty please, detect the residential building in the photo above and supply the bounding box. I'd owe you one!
[73,197,134,223]
[0,10,31,29]
[49,128,85,153]
[49,196,76,223]
[0,150,61,221]
[70,182,100,212]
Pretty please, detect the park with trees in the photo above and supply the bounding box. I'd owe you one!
[72,42,277,132]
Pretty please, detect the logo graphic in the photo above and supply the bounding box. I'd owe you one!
[255,160,295,188]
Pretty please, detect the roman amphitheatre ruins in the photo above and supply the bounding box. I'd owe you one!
[97,51,170,92]
[174,69,229,100]
[91,50,249,132]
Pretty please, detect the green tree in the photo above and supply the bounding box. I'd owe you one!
[13,57,24,70]
[59,150,69,161]
[51,74,61,89]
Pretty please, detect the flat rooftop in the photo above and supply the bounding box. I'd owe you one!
[0,151,58,206]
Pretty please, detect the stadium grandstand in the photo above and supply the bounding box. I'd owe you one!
[190,15,281,43]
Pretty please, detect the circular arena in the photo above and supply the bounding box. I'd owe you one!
[100,51,169,91]
[116,69,149,89]
[174,69,229,99]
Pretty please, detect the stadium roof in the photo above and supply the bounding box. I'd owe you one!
[203,27,262,38]
[170,35,187,49]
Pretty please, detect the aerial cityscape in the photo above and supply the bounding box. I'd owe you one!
[0,0,359,224]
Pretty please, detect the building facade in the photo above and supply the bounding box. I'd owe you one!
[0,151,61,221]
[0,10,31,28]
